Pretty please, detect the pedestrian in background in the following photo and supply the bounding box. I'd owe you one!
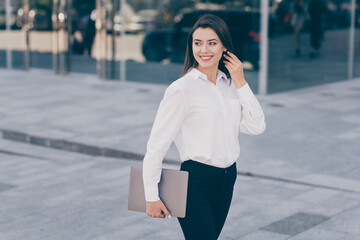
[143,14,266,240]
[308,0,327,58]
[291,0,306,56]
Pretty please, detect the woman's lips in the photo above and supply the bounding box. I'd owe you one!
[200,56,213,61]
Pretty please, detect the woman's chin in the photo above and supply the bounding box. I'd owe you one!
[197,61,218,69]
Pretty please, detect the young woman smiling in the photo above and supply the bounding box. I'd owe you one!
[143,14,266,239]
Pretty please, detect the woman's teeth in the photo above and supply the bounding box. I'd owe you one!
[200,56,212,60]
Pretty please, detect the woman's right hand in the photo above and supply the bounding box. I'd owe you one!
[146,200,171,218]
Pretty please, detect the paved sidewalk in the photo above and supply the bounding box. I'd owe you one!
[1,69,360,239]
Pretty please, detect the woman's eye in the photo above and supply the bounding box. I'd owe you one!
[209,42,216,45]
[194,42,201,46]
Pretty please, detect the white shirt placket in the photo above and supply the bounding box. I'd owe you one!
[210,82,232,163]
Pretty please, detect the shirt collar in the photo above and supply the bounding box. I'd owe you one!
[188,68,228,83]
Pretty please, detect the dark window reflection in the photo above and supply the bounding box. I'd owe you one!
[67,0,97,73]
[128,1,262,88]
[2,0,358,93]
[268,0,358,93]
[0,0,22,69]
[69,4,96,56]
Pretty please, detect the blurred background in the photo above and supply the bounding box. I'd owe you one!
[1,1,360,239]
[0,0,359,94]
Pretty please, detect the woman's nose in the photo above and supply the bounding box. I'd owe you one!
[200,44,208,52]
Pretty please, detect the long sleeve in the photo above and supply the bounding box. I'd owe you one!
[143,82,188,202]
[236,83,266,135]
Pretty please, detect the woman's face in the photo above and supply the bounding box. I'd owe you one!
[192,27,226,70]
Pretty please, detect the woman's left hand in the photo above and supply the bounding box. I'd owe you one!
[223,51,247,89]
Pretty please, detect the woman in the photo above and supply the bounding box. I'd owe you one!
[143,14,266,239]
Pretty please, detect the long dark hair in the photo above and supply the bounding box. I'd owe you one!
[181,14,234,78]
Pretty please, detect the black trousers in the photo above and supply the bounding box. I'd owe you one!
[178,160,237,240]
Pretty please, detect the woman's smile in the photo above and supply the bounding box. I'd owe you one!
[199,55,214,61]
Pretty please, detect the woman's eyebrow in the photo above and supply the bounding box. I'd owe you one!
[194,39,218,42]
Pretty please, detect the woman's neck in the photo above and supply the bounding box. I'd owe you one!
[196,65,218,84]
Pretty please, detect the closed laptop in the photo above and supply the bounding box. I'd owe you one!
[128,165,188,218]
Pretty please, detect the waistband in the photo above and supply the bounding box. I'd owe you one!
[181,160,236,174]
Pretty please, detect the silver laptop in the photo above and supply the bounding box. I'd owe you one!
[128,165,188,218]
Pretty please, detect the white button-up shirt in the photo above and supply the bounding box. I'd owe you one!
[143,68,266,201]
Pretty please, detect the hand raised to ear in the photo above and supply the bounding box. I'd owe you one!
[223,51,247,89]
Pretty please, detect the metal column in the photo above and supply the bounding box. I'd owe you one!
[5,0,12,69]
[95,0,107,79]
[52,0,59,73]
[259,0,269,95]
[23,0,30,71]
[348,0,356,80]
[52,0,68,74]
[58,0,68,74]
[120,0,126,82]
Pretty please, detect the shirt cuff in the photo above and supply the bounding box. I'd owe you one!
[144,184,160,202]
[235,83,254,101]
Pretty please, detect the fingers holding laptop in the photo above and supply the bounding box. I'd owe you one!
[146,200,172,218]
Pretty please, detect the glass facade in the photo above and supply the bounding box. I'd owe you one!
[0,0,358,94]
[267,0,358,93]
[67,0,97,74]
[0,0,24,69]
[28,0,53,70]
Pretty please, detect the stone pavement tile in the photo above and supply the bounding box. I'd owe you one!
[42,189,85,208]
[0,182,14,192]
[228,195,265,217]
[109,111,156,126]
[341,165,360,181]
[92,165,131,180]
[256,200,307,221]
[56,161,97,174]
[0,156,54,184]
[297,174,360,192]
[27,127,76,140]
[224,202,302,240]
[229,177,309,219]
[97,217,181,240]
[318,204,360,234]
[235,176,308,203]
[1,109,45,122]
[287,228,346,240]
[11,167,59,185]
[0,139,92,164]
[202,178,308,238]
[38,204,123,240]
[142,218,184,240]
[260,212,330,236]
[0,219,56,240]
[3,187,126,239]
[304,194,360,217]
[313,98,360,112]
[280,182,312,191]
[341,192,360,200]
[13,161,54,178]
[340,114,360,124]
[339,233,360,240]
[335,127,360,140]
[238,230,288,240]
[225,212,274,239]
[290,188,340,205]
[239,158,309,180]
